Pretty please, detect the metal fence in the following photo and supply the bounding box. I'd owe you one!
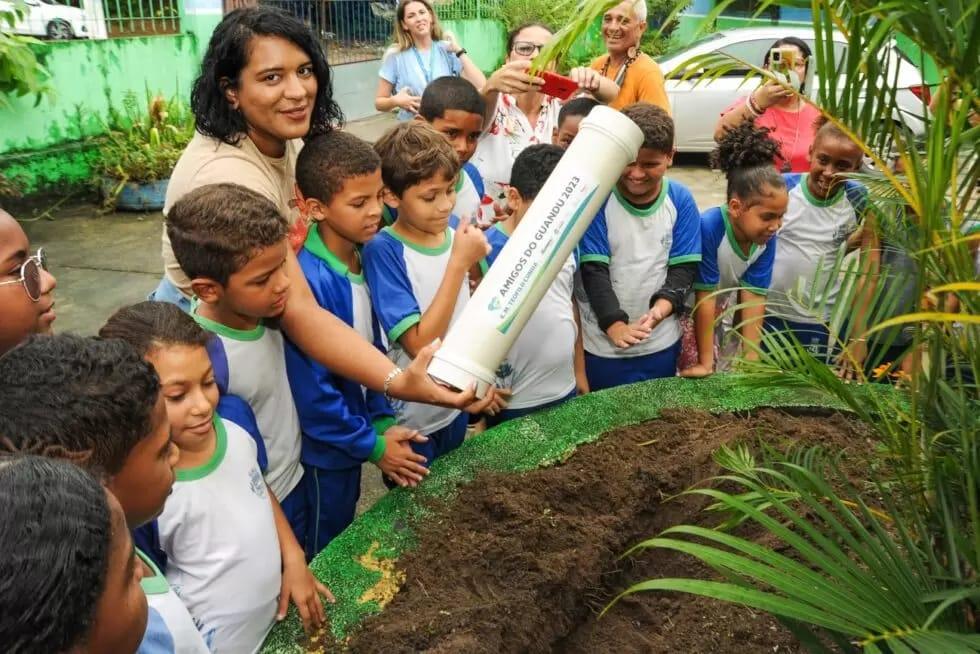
[259,0,393,64]
[101,0,181,36]
[254,0,499,65]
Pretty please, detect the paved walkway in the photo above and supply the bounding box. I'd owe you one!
[20,113,725,336]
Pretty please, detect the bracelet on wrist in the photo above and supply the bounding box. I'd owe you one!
[383,366,404,402]
[746,92,764,116]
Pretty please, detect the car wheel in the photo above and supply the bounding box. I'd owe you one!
[46,20,74,40]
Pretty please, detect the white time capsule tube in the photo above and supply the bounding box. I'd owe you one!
[427,105,644,397]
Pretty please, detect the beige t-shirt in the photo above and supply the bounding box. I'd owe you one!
[161,132,304,297]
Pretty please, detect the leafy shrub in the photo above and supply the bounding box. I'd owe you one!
[94,90,194,186]
[0,2,53,107]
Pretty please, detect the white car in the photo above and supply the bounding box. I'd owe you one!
[658,27,930,153]
[0,0,89,39]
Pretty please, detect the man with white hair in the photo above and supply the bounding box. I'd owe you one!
[589,0,670,112]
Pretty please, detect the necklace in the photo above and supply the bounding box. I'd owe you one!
[601,48,638,88]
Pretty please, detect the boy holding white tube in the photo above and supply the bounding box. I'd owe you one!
[482,144,590,425]
[364,122,509,465]
[577,102,702,390]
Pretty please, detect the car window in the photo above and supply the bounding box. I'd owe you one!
[716,39,778,76]
[655,33,724,63]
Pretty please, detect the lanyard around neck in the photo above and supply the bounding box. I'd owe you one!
[412,46,436,84]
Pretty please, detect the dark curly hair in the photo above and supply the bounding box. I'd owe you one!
[166,183,288,286]
[558,96,599,128]
[296,131,381,204]
[100,301,213,357]
[0,334,161,476]
[373,121,459,197]
[711,120,786,203]
[0,455,114,654]
[621,102,674,153]
[191,6,344,146]
[510,144,564,200]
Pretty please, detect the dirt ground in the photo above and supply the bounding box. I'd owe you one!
[344,408,874,653]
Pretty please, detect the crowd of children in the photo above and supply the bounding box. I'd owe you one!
[0,69,902,652]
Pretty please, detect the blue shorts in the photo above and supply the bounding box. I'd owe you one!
[584,340,681,392]
[303,464,361,560]
[485,390,576,428]
[149,276,191,312]
[278,480,311,558]
[763,316,833,362]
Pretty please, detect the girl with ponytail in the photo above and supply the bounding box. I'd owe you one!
[679,121,788,377]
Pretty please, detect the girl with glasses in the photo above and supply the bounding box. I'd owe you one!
[0,208,57,355]
[374,0,487,121]
[472,22,619,209]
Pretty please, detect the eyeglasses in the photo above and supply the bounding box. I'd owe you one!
[0,248,48,302]
[511,41,545,57]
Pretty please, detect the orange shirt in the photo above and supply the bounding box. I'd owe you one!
[590,52,670,113]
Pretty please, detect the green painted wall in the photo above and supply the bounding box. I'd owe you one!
[443,18,506,73]
[0,33,203,155]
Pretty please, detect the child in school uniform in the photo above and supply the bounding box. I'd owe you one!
[165,183,309,548]
[578,103,702,391]
[765,119,878,363]
[0,207,57,356]
[0,455,148,654]
[287,131,431,555]
[364,122,506,464]
[418,76,494,227]
[0,334,207,654]
[483,144,588,425]
[679,121,788,377]
[100,302,330,652]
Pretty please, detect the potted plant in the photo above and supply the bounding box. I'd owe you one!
[95,90,194,211]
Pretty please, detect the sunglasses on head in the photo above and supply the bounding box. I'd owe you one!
[0,248,48,302]
[511,41,545,57]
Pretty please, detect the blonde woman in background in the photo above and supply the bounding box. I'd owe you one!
[375,0,486,120]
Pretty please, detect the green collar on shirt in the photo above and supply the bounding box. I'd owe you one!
[382,225,452,255]
[800,173,845,207]
[191,300,265,341]
[175,414,228,482]
[137,549,170,595]
[493,222,512,237]
[722,205,758,261]
[303,224,366,284]
[613,178,670,218]
[454,172,465,193]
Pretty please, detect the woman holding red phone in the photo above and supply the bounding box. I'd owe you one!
[471,22,619,207]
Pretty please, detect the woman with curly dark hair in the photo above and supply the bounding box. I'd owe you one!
[158,5,344,310]
[153,6,502,426]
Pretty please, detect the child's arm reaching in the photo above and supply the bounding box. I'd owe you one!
[680,290,716,378]
[572,297,589,394]
[269,489,334,634]
[398,221,489,358]
[736,288,767,361]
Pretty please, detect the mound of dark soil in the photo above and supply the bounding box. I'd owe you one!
[347,408,873,654]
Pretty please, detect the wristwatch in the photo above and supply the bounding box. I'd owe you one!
[455,48,467,58]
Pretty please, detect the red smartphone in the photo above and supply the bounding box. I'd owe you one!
[539,71,578,100]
